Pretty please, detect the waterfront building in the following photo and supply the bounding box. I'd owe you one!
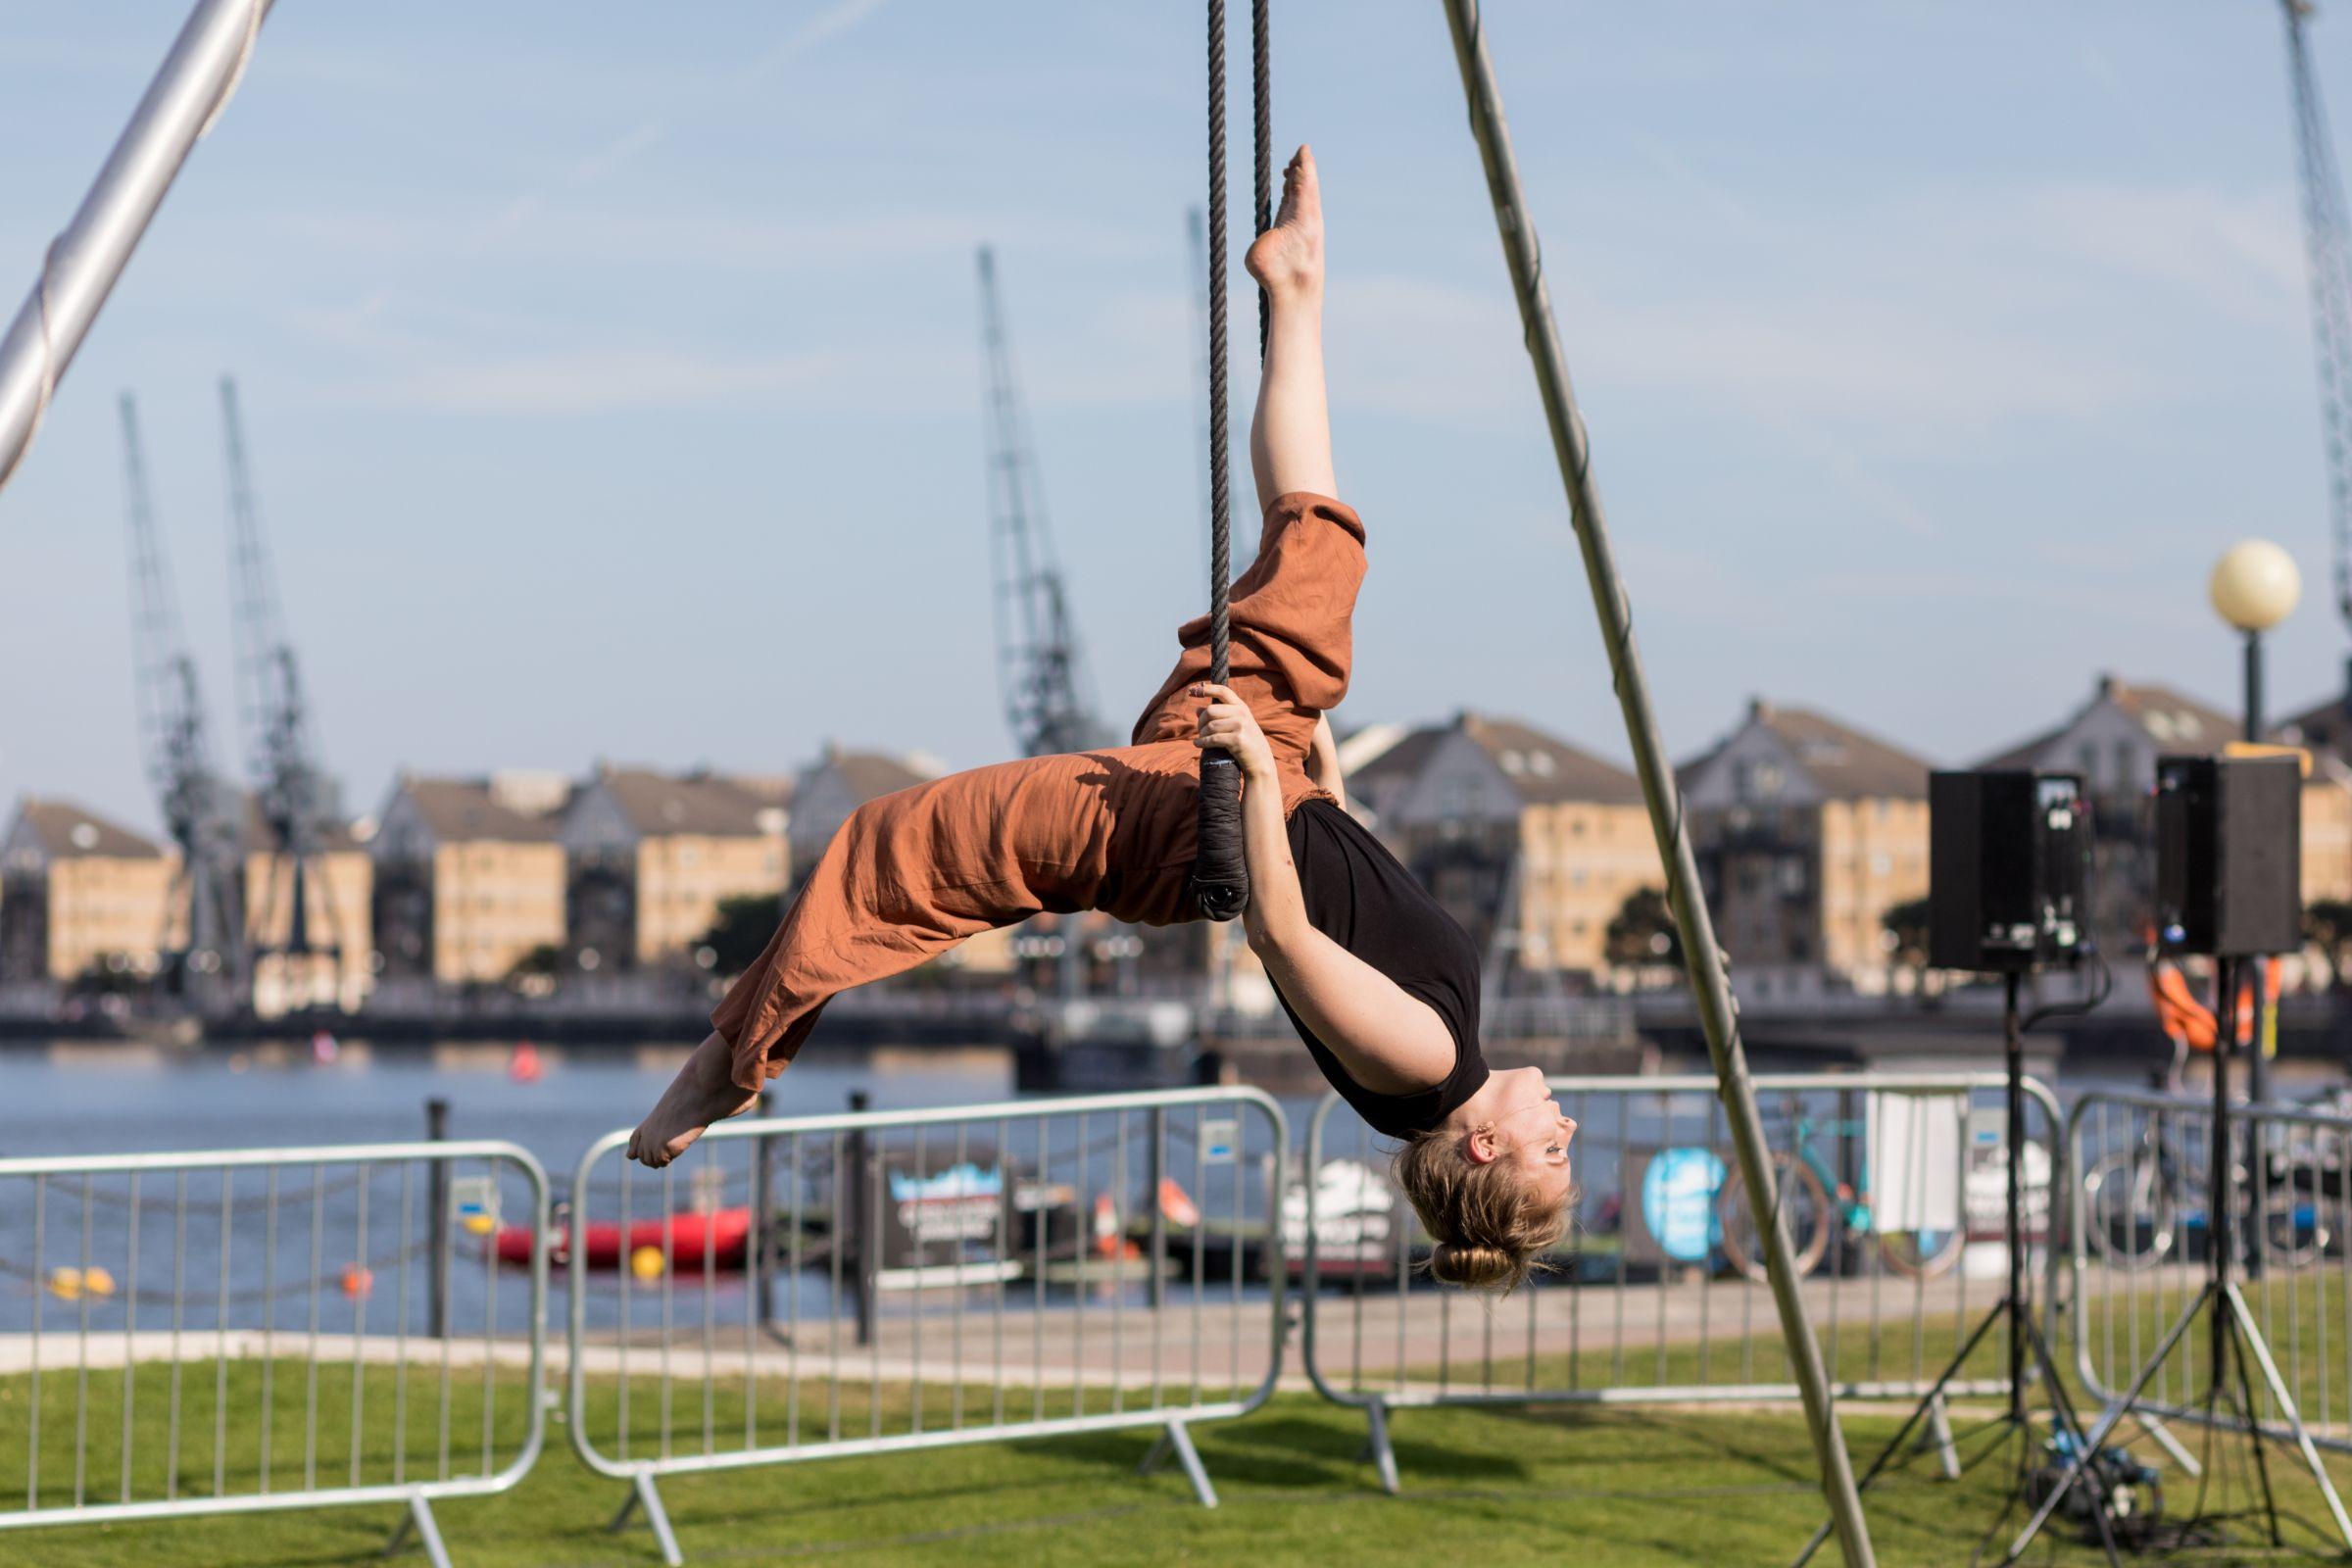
[786,746,930,871]
[0,797,175,988]
[238,793,374,1015]
[1341,711,1653,980]
[1679,699,1932,997]
[561,766,788,972]
[2269,693,2352,904]
[370,774,568,987]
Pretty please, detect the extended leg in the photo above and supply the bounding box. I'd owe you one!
[1248,146,1336,511]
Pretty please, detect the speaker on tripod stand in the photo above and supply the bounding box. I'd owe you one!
[1795,770,2118,1567]
[2018,752,2352,1555]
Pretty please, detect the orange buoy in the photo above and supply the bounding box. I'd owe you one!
[509,1040,544,1084]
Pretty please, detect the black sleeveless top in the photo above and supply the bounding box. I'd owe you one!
[1269,800,1489,1138]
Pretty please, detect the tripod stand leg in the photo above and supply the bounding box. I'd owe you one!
[2018,1314,2125,1568]
[2006,1282,2210,1560]
[1790,1299,2011,1567]
[2128,1413,2199,1476]
[2225,1280,2352,1547]
[1918,1392,1959,1482]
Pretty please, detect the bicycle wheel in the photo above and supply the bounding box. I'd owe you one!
[1718,1152,1833,1284]
[1879,1217,1964,1280]
[2082,1150,2177,1272]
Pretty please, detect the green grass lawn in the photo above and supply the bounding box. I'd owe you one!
[7,1348,2351,1567]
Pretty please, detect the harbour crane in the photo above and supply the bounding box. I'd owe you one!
[976,245,1110,760]
[2281,0,2352,694]
[119,392,243,1005]
[220,375,344,1000]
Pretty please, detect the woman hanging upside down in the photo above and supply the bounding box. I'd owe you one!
[629,146,1577,1293]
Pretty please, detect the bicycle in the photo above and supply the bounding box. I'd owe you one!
[1715,1104,1964,1283]
[2082,1036,2328,1271]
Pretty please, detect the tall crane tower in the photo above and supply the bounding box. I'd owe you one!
[2281,0,2352,692]
[120,393,243,1005]
[220,375,344,999]
[976,246,1110,759]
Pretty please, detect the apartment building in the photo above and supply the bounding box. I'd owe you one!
[1680,700,1932,993]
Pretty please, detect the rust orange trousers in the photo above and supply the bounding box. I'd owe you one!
[710,492,1366,1090]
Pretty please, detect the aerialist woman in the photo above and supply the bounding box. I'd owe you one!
[630,147,1578,1292]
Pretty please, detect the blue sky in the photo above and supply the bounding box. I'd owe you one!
[1,1,2345,836]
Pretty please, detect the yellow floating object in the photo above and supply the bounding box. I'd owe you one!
[629,1245,666,1282]
[461,1212,498,1237]
[47,1266,115,1300]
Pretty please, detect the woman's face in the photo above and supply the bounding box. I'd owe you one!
[1488,1065,1578,1206]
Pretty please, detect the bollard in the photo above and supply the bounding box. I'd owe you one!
[753,1092,775,1329]
[425,1096,450,1340]
[846,1090,877,1348]
[1149,1105,1169,1313]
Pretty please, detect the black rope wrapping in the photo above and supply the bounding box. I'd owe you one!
[1191,0,1250,922]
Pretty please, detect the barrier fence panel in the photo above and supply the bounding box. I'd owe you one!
[1299,1070,2063,1491]
[2070,1086,2352,1460]
[564,1087,1288,1566]
[0,1140,550,1568]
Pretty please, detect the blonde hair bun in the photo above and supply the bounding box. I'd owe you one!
[1428,1241,1520,1292]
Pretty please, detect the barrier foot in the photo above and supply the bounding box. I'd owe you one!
[609,1473,685,1567]
[1138,1418,1218,1508]
[1912,1392,1959,1482]
[1363,1399,1400,1495]
[2132,1412,2200,1477]
[383,1494,452,1568]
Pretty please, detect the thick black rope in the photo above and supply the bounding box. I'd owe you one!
[1251,0,1272,363]
[1190,0,1251,922]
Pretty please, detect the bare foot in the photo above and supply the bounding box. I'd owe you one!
[628,1031,759,1168]
[1246,144,1323,299]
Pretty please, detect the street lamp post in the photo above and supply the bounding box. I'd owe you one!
[2208,539,2303,1110]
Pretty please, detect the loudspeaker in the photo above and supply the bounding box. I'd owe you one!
[1929,770,2090,972]
[2153,754,2301,957]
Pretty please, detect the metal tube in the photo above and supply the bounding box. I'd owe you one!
[0,0,271,497]
[1434,5,1874,1560]
[425,1100,449,1341]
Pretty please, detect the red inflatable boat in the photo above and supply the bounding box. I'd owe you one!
[498,1206,753,1271]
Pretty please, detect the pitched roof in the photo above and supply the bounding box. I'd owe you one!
[1456,713,1644,806]
[395,777,559,844]
[2278,691,2352,759]
[594,767,774,837]
[235,791,363,855]
[809,750,930,808]
[1977,674,2238,770]
[10,797,165,858]
[1696,700,1932,800]
[2104,678,2234,750]
[1348,723,1448,795]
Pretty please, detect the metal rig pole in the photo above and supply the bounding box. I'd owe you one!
[0,0,272,498]
[1436,5,1875,1563]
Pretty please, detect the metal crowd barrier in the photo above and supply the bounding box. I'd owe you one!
[0,1140,550,1568]
[564,1087,1288,1566]
[2069,1085,2352,1463]
[1299,1070,2063,1491]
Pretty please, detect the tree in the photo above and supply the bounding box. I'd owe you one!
[702,893,783,978]
[2305,899,2352,990]
[506,944,561,982]
[1882,897,1932,971]
[1605,886,1681,969]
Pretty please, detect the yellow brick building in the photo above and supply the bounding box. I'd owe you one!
[238,795,373,1016]
[372,775,569,985]
[0,798,175,985]
[1681,700,1932,994]
[562,767,789,971]
[1347,712,1653,978]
